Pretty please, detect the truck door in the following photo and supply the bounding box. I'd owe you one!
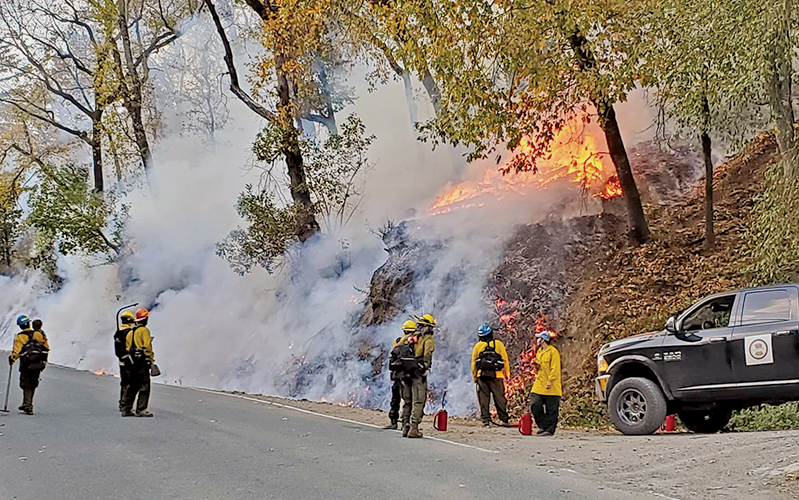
[660,294,737,400]
[730,287,799,401]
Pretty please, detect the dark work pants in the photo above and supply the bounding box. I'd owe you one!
[118,362,130,411]
[531,393,561,434]
[477,377,509,423]
[19,368,41,411]
[121,365,151,414]
[388,380,402,423]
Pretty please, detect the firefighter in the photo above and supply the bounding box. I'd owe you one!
[120,308,155,417]
[471,324,511,427]
[400,313,435,439]
[384,320,417,430]
[114,311,136,412]
[8,315,49,415]
[530,331,562,436]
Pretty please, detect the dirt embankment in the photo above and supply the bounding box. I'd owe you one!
[556,133,779,424]
[235,392,799,500]
[349,132,778,426]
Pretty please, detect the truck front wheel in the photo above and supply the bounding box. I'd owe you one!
[678,408,732,434]
[607,377,668,435]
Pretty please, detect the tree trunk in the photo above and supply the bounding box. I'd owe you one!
[117,0,153,172]
[767,0,796,156]
[701,93,715,250]
[597,102,651,243]
[400,70,420,133]
[317,66,338,135]
[276,53,319,242]
[566,27,649,243]
[420,69,442,117]
[702,131,715,250]
[91,112,104,192]
[128,101,153,171]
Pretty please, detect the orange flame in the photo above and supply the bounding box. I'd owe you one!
[598,175,623,200]
[430,115,614,215]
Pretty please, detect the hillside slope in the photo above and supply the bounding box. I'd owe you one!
[556,133,778,425]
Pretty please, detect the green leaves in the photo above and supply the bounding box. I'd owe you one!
[26,164,125,258]
[219,114,374,274]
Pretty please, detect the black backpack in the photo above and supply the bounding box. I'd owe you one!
[389,342,421,380]
[20,333,48,371]
[477,341,504,379]
[114,327,130,359]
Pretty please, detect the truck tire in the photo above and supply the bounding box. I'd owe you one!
[607,377,668,435]
[678,408,732,434]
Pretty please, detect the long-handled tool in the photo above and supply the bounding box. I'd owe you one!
[116,303,139,330]
[1,364,12,413]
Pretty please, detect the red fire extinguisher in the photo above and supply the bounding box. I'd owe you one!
[519,413,533,435]
[433,391,447,431]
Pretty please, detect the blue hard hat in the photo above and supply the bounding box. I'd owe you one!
[477,324,493,337]
[536,331,552,342]
[16,315,30,327]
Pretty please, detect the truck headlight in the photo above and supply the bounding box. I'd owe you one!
[598,355,609,374]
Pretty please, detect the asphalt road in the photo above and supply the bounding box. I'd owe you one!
[0,366,644,500]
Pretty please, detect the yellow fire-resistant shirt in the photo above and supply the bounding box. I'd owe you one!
[471,339,511,381]
[10,329,50,363]
[126,326,155,363]
[532,344,562,397]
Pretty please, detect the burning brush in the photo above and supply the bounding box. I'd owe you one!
[494,301,559,416]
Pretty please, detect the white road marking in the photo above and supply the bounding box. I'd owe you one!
[193,387,500,454]
[652,493,681,500]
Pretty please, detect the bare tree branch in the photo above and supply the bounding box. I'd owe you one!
[205,0,277,122]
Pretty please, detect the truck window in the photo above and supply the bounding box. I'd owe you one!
[682,295,735,332]
[741,290,793,325]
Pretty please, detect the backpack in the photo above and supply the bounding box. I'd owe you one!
[114,328,130,359]
[477,341,504,379]
[20,332,48,371]
[389,342,421,380]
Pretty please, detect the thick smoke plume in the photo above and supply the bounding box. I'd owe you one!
[0,24,659,416]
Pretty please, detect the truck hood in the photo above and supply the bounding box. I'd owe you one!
[600,330,663,354]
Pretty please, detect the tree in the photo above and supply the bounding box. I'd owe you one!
[217,114,373,274]
[205,0,323,242]
[0,0,114,191]
[27,162,126,258]
[362,0,652,242]
[96,0,202,171]
[0,165,24,271]
[642,0,766,250]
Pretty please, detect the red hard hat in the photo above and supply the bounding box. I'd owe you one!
[135,308,150,321]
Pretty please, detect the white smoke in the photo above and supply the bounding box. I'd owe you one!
[1,21,660,416]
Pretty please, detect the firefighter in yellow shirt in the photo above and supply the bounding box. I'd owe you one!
[8,315,49,415]
[471,324,511,427]
[531,331,562,436]
[384,320,417,430]
[120,308,155,417]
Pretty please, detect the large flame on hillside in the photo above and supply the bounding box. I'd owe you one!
[430,117,623,215]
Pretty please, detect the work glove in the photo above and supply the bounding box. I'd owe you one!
[8,356,13,366]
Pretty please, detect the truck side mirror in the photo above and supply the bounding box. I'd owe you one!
[665,316,678,333]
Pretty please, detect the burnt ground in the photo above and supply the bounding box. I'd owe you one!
[352,132,779,425]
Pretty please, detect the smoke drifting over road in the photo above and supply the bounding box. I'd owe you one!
[0,23,660,417]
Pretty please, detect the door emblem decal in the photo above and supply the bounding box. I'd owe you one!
[744,334,774,366]
[749,340,769,360]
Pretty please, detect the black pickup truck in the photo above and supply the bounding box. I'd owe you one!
[596,284,799,435]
